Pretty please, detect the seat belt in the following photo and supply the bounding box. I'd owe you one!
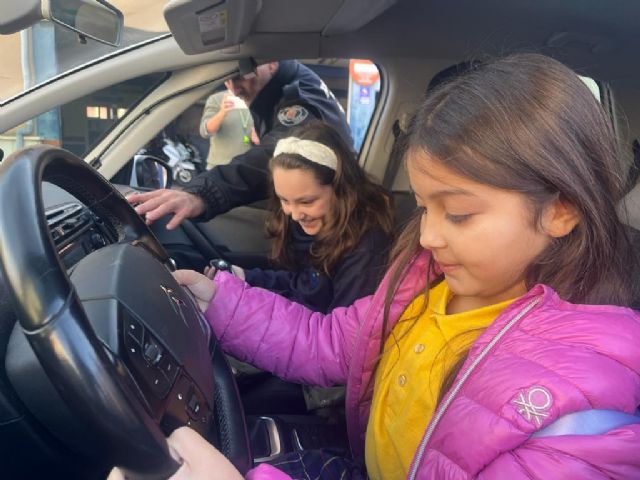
[382,119,406,189]
[382,112,416,190]
[532,409,640,438]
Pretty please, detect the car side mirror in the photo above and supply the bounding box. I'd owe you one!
[130,155,173,190]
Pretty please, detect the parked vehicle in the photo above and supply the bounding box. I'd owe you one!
[1,0,640,478]
[143,131,205,186]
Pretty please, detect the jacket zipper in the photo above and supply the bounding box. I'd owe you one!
[407,296,541,480]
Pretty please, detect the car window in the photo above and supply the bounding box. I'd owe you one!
[0,72,167,159]
[123,58,383,189]
[346,59,382,151]
[1,55,382,193]
[0,0,168,105]
[305,59,382,152]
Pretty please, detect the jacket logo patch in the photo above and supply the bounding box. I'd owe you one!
[278,105,309,126]
[512,386,552,426]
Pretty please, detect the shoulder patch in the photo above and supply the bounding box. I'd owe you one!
[277,105,309,126]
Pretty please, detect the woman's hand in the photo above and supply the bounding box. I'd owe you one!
[107,427,243,480]
[173,270,216,312]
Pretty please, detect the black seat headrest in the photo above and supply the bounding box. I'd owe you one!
[427,60,482,94]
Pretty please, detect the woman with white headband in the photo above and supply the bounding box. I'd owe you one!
[209,120,394,314]
[205,121,393,415]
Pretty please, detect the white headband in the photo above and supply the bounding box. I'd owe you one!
[273,137,338,171]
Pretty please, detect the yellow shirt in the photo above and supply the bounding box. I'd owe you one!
[364,280,516,480]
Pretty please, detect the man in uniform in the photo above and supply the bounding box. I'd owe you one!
[128,60,352,229]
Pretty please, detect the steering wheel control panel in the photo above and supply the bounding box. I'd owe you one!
[46,202,115,268]
[120,309,212,436]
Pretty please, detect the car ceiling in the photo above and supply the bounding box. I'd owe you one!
[3,0,638,146]
[201,0,640,87]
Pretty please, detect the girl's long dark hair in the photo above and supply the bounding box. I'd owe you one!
[266,121,393,273]
[373,53,639,405]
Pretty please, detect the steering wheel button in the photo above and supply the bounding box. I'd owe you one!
[123,314,144,344]
[187,394,201,418]
[149,374,171,399]
[143,339,163,366]
[159,355,179,384]
[123,327,142,355]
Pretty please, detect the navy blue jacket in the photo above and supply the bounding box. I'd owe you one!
[243,223,390,313]
[184,60,352,220]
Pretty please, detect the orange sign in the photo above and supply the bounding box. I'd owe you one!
[349,59,380,87]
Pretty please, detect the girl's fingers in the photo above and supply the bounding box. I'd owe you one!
[167,427,243,480]
[172,270,216,309]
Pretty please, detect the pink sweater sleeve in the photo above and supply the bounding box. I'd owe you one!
[204,272,373,387]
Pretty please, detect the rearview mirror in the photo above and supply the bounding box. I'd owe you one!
[45,0,123,46]
[0,0,122,47]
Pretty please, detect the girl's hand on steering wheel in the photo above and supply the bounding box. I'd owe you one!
[167,427,244,480]
[107,427,243,480]
[172,270,216,312]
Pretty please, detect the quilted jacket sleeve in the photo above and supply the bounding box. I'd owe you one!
[477,424,640,479]
[204,271,373,387]
[246,464,293,480]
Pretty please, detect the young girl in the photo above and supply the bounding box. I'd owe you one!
[171,53,640,479]
[215,120,393,314]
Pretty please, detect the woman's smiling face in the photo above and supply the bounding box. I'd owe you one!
[272,166,334,235]
[407,150,556,310]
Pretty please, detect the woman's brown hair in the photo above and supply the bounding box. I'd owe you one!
[373,53,640,404]
[266,121,394,274]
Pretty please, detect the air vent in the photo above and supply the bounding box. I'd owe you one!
[46,203,92,245]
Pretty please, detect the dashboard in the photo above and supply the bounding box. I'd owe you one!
[42,181,129,268]
[46,202,116,269]
[41,182,219,273]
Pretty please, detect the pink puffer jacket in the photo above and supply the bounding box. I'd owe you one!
[206,251,640,479]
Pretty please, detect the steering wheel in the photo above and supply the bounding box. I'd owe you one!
[0,146,252,478]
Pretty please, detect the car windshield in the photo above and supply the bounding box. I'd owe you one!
[0,0,169,105]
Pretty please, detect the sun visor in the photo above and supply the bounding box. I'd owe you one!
[0,0,41,35]
[164,0,262,55]
[164,0,397,55]
[322,0,398,36]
